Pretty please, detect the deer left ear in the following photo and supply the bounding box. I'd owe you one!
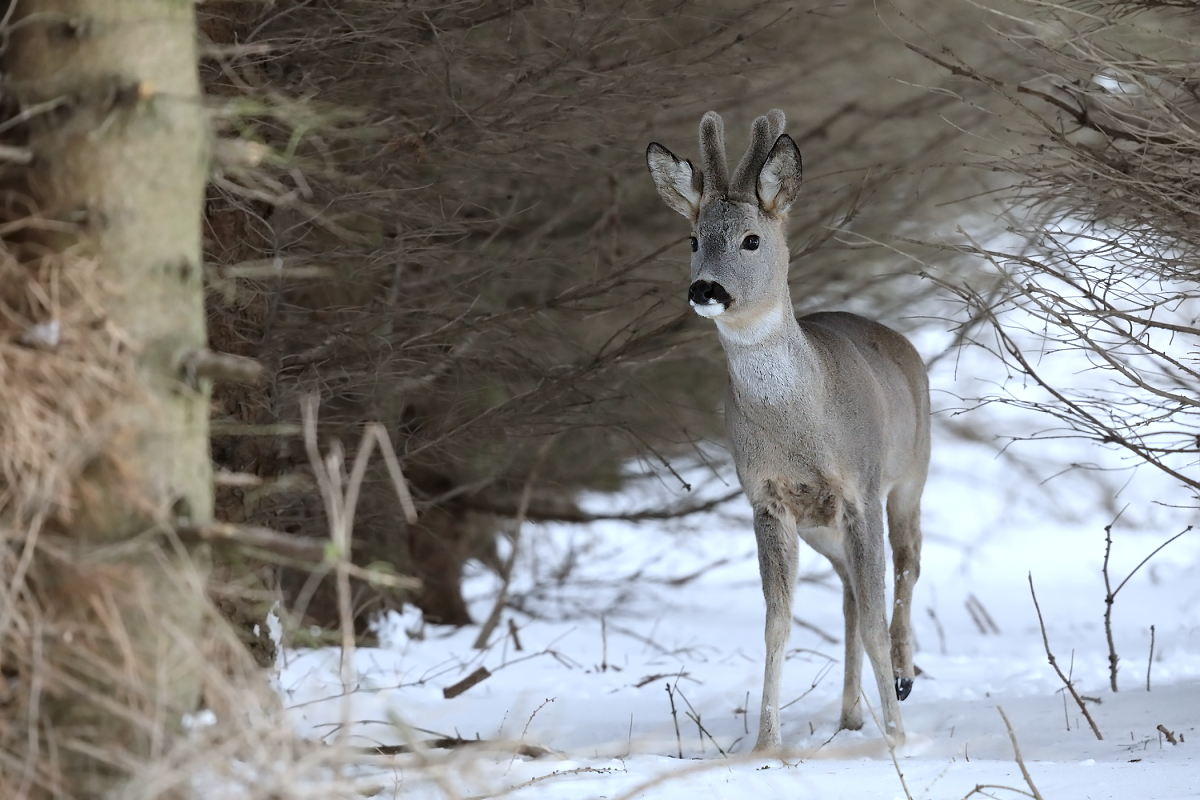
[757,134,802,214]
[647,142,703,221]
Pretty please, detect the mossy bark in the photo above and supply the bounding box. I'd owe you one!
[5,1,210,796]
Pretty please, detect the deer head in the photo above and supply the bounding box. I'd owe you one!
[646,110,802,334]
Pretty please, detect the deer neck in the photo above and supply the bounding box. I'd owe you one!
[714,298,818,405]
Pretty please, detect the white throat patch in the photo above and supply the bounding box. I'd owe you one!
[725,339,799,404]
[714,302,789,346]
[714,303,801,404]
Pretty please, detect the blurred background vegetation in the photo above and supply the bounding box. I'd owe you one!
[193,0,1200,646]
[195,0,1009,638]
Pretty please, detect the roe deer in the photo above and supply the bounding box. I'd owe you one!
[646,109,930,750]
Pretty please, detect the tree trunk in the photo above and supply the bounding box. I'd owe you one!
[4,1,210,796]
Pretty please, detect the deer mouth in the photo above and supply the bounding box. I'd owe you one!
[688,280,732,317]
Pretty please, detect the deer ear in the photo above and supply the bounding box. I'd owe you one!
[757,134,802,214]
[647,142,702,221]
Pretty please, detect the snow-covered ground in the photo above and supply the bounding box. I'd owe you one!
[276,331,1200,799]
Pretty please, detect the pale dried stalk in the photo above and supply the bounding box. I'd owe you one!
[302,397,356,755]
[300,396,426,758]
[368,422,418,525]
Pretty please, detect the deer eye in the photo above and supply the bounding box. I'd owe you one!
[742,235,760,251]
[690,237,698,252]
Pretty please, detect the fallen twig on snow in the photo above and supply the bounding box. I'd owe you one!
[443,666,491,699]
[365,737,560,759]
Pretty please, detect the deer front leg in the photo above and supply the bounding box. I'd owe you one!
[752,507,799,753]
[830,562,864,731]
[845,498,905,744]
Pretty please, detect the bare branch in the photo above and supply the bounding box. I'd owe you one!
[1028,573,1103,740]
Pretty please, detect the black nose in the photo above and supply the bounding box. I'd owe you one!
[689,280,731,306]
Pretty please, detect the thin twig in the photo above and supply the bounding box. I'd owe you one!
[466,487,743,524]
[965,594,1000,635]
[174,521,321,560]
[1029,573,1103,740]
[600,614,608,672]
[1105,522,1190,693]
[997,706,1044,800]
[1147,625,1155,692]
[860,689,912,800]
[674,685,727,758]
[665,682,683,759]
[683,709,727,758]
[792,615,839,644]
[473,435,557,649]
[1112,527,1193,599]
[780,659,835,711]
[508,617,524,652]
[961,785,1036,800]
[174,521,421,588]
[508,697,555,772]
[1102,514,1123,692]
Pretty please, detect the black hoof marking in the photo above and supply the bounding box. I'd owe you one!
[896,677,913,701]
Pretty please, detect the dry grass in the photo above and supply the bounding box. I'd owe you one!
[0,201,369,798]
[0,247,139,525]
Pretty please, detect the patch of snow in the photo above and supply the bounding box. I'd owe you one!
[277,328,1200,799]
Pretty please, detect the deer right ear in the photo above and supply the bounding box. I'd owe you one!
[647,142,702,221]
[757,134,802,214]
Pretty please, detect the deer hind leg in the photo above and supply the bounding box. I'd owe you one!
[752,506,799,752]
[844,496,905,743]
[887,482,924,702]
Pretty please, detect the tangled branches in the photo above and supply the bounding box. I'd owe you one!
[200,0,991,627]
[913,0,1200,507]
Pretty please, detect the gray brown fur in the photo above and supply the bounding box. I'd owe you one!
[646,110,931,751]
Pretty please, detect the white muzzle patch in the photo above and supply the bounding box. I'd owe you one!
[690,300,726,318]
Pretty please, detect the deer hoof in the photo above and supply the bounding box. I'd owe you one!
[895,677,913,701]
